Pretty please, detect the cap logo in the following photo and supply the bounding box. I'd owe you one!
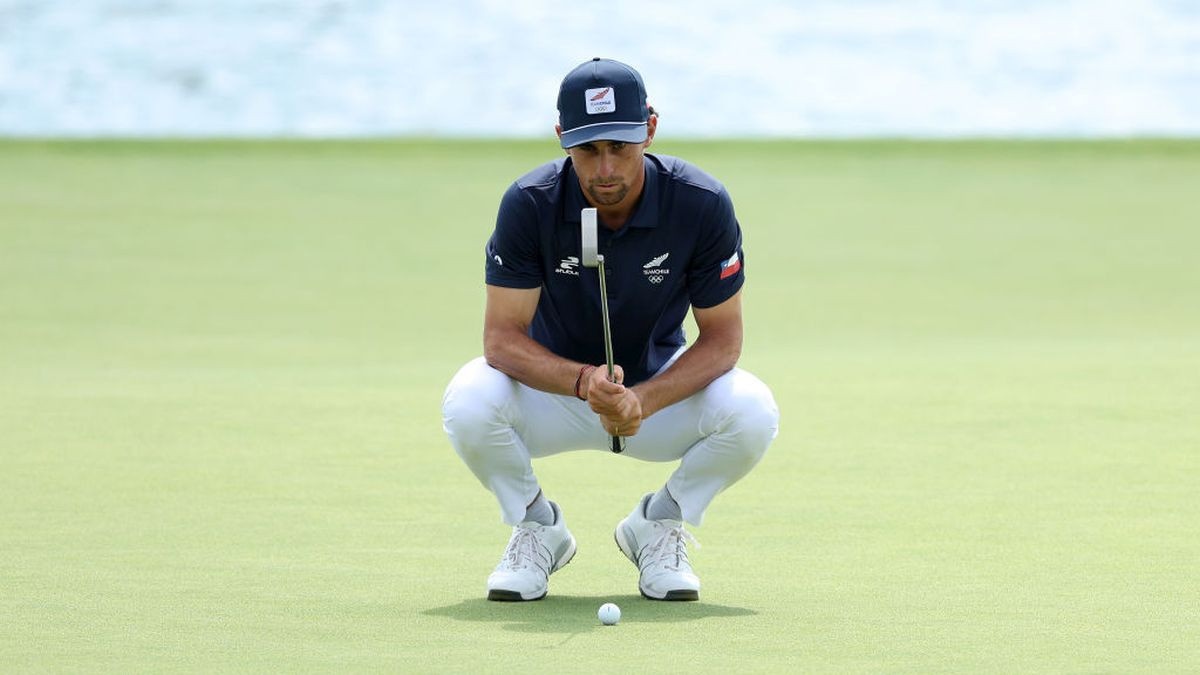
[585,87,616,115]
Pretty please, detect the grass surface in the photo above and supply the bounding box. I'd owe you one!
[2,139,1198,672]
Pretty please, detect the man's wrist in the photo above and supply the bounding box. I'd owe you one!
[574,364,596,400]
[629,384,653,418]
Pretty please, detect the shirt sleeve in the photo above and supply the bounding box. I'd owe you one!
[687,187,745,308]
[484,182,543,289]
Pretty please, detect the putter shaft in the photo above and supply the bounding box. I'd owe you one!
[596,256,625,453]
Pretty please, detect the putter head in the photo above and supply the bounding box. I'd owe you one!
[580,207,599,268]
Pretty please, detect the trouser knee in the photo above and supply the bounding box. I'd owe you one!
[717,372,780,464]
[442,356,515,456]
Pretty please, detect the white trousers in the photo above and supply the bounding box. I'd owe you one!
[442,356,780,526]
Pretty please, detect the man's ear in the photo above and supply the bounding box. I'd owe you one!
[555,124,569,154]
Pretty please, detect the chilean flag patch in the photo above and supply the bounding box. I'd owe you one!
[719,250,741,279]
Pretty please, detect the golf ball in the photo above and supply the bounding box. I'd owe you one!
[598,602,621,625]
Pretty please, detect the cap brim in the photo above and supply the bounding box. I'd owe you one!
[560,122,648,148]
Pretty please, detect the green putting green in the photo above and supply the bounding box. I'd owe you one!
[2,139,1197,671]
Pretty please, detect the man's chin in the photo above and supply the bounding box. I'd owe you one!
[587,187,629,206]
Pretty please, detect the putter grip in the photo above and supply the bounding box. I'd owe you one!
[611,435,625,454]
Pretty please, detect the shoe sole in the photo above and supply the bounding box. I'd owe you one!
[486,535,577,602]
[487,588,544,602]
[641,588,699,602]
[613,531,700,602]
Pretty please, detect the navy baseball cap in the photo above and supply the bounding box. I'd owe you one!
[557,58,650,148]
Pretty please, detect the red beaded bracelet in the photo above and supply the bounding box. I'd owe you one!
[574,365,596,400]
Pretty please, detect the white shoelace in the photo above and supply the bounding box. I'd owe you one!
[496,526,551,576]
[643,523,700,572]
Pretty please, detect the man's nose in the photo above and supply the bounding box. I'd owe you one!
[597,151,616,177]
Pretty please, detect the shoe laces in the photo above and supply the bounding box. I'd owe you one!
[644,522,700,572]
[496,525,551,576]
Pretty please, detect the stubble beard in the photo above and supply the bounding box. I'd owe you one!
[586,179,630,206]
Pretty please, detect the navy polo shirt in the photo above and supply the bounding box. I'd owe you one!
[484,153,745,386]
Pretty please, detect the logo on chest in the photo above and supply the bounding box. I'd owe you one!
[555,256,581,276]
[642,252,670,284]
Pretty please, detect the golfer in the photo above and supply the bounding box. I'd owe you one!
[442,58,779,602]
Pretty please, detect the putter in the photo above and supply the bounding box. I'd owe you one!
[580,207,626,454]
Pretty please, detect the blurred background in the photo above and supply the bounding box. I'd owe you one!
[3,0,1198,138]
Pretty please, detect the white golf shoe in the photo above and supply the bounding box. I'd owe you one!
[486,501,577,601]
[614,493,701,601]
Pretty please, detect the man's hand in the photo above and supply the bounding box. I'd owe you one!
[581,364,643,436]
